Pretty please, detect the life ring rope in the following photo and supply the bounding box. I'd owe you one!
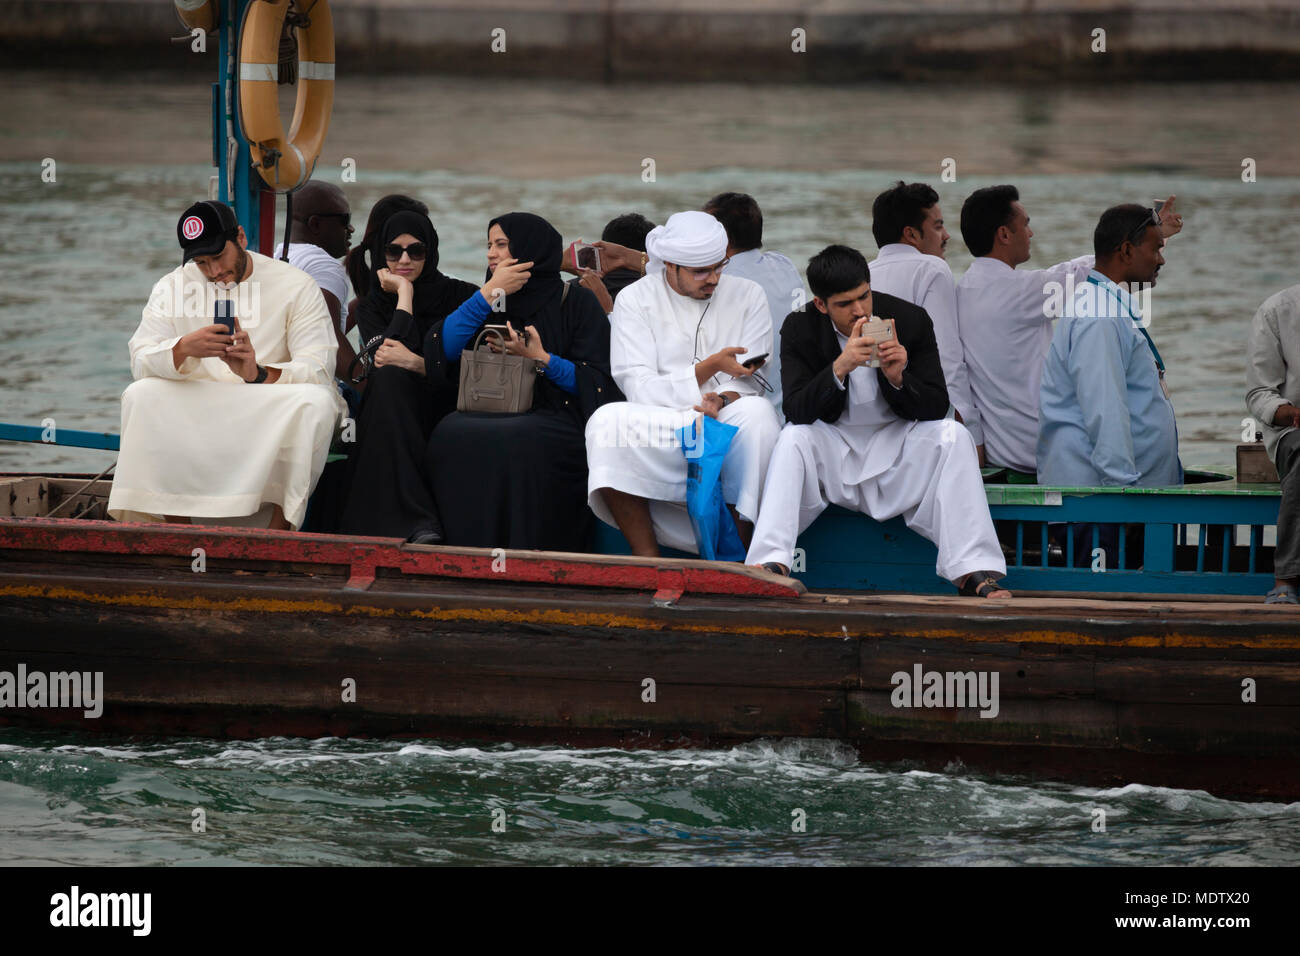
[237,0,334,193]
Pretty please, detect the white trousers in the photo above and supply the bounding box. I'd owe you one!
[746,417,1006,582]
[107,377,341,530]
[585,396,781,554]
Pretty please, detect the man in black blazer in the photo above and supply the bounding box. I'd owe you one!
[746,245,1011,598]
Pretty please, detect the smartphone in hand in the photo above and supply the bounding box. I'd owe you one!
[742,352,769,370]
[214,299,235,335]
[858,317,896,368]
[573,242,602,273]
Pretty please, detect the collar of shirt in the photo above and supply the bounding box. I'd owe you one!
[874,243,925,264]
[961,256,1015,284]
[1083,269,1141,321]
[726,249,761,270]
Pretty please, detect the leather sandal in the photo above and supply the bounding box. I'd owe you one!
[959,571,1011,599]
[1265,584,1299,605]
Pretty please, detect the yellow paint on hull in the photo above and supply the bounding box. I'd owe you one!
[2,582,1297,652]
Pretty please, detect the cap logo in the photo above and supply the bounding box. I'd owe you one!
[182,216,204,241]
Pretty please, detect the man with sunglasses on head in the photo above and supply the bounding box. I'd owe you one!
[1036,203,1185,569]
[272,180,357,383]
[107,200,344,532]
[585,210,781,557]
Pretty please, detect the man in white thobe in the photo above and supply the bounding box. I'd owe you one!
[704,192,805,416]
[585,210,781,556]
[747,244,1009,598]
[867,181,982,458]
[107,201,344,531]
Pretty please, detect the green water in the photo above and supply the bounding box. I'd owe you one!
[2,733,1297,866]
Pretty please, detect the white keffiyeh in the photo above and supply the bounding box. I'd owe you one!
[644,210,728,275]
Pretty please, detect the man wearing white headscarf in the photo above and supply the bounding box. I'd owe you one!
[585,211,781,557]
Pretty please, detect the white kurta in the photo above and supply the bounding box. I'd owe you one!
[747,327,1005,583]
[956,254,1094,473]
[868,243,979,443]
[585,272,781,553]
[107,252,344,530]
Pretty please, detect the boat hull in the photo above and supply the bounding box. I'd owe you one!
[2,517,1299,801]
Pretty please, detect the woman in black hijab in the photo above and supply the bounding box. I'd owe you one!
[337,209,480,539]
[423,212,622,551]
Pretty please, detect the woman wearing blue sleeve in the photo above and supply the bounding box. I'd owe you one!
[424,212,624,550]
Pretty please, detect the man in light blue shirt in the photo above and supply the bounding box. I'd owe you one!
[704,192,806,416]
[1037,203,1183,490]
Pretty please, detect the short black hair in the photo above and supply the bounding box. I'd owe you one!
[807,244,870,301]
[960,185,1020,258]
[703,192,762,251]
[1094,203,1158,259]
[601,213,655,252]
[871,181,940,248]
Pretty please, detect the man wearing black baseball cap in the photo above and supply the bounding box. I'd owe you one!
[107,201,344,531]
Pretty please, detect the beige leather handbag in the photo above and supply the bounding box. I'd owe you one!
[456,326,542,414]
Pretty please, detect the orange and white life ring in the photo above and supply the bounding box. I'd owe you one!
[238,0,335,192]
[173,0,216,35]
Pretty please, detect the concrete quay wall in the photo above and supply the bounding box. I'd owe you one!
[3,1,1298,81]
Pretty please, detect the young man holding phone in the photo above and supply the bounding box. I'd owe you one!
[107,200,344,531]
[747,245,1010,598]
[585,210,781,557]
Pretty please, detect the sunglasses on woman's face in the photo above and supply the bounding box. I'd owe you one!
[384,242,427,262]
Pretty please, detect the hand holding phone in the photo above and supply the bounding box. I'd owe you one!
[742,352,769,370]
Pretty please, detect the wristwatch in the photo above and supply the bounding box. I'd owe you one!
[719,393,731,408]
[251,365,268,384]
[639,252,648,275]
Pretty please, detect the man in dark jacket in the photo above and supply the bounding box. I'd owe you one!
[746,245,1010,597]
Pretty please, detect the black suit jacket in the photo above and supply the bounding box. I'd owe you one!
[780,290,951,426]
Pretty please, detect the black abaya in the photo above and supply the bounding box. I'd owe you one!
[424,212,622,551]
[338,211,478,537]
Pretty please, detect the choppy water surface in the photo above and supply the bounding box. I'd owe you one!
[2,733,1297,866]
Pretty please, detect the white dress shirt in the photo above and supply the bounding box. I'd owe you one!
[956,253,1094,472]
[722,248,805,415]
[868,243,977,442]
[273,242,350,334]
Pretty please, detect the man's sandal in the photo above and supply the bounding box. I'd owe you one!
[1265,584,1299,605]
[959,571,1011,599]
[757,562,789,577]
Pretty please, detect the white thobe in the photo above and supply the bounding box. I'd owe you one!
[585,272,781,553]
[956,254,1094,473]
[747,327,1005,583]
[722,248,805,416]
[868,243,979,443]
[107,252,344,530]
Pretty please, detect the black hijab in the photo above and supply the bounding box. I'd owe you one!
[486,212,565,327]
[355,210,476,347]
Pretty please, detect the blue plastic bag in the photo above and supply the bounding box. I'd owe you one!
[677,415,746,561]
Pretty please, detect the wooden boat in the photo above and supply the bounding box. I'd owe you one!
[3,2,1294,803]
[2,469,1298,802]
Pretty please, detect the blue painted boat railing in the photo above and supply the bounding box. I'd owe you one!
[595,471,1282,597]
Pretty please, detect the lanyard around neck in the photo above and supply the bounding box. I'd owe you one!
[1085,274,1164,374]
